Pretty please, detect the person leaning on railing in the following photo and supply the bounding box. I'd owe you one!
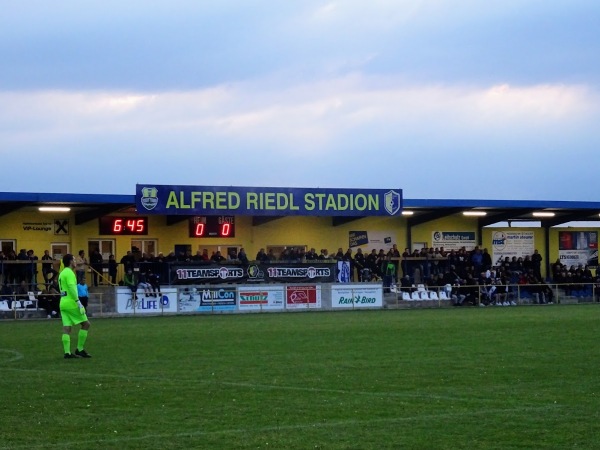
[41,250,58,285]
[0,281,14,309]
[108,254,118,285]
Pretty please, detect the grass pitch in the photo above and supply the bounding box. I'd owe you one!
[1,306,600,449]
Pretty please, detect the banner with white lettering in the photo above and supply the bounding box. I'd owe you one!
[170,263,335,284]
[285,285,322,310]
[116,288,178,314]
[331,284,383,308]
[558,231,598,268]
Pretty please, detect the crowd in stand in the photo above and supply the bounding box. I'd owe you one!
[1,245,598,310]
[395,246,598,306]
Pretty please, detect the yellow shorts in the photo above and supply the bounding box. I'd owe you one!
[60,307,88,327]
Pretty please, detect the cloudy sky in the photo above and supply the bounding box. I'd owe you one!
[1,1,599,201]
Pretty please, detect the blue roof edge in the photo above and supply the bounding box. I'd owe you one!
[1,192,599,210]
[403,198,600,209]
[0,192,134,203]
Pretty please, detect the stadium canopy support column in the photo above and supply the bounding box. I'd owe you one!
[543,224,550,281]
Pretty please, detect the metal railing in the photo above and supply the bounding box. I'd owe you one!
[386,282,598,307]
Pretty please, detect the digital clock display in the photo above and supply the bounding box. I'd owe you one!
[99,217,148,235]
[189,216,235,238]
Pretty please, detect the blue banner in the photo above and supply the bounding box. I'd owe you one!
[136,185,402,217]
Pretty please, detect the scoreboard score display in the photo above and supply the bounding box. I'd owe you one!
[188,216,235,238]
[99,217,148,235]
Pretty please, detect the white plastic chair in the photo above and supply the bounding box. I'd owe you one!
[0,300,10,311]
[411,291,420,301]
[420,291,429,300]
[402,292,411,301]
[26,292,38,309]
[429,291,439,300]
[439,291,448,300]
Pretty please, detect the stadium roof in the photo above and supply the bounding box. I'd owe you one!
[1,191,599,228]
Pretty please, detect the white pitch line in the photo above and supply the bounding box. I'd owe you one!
[0,404,562,450]
[2,367,493,403]
[0,349,24,363]
[218,381,468,402]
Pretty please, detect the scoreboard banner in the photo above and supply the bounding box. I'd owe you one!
[170,263,336,285]
[136,184,402,217]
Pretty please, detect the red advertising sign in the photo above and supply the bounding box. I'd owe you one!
[286,286,321,309]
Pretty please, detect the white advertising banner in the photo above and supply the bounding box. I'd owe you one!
[432,231,476,251]
[331,284,383,308]
[178,286,237,312]
[238,285,285,311]
[116,287,178,314]
[491,230,535,266]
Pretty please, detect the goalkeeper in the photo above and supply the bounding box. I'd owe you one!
[58,254,92,359]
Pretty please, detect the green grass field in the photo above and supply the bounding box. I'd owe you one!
[1,306,600,449]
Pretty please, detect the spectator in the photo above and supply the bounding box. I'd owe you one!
[482,248,492,271]
[237,248,249,264]
[551,259,564,280]
[15,280,29,303]
[381,254,396,292]
[1,282,14,309]
[77,279,89,309]
[17,249,29,283]
[123,269,137,300]
[38,283,60,319]
[89,249,103,287]
[120,251,135,273]
[147,270,161,297]
[531,249,543,280]
[256,248,268,262]
[354,248,366,281]
[41,250,57,285]
[0,250,4,284]
[305,248,318,261]
[366,249,379,277]
[108,254,118,285]
[211,251,225,263]
[318,249,330,260]
[137,271,152,297]
[400,275,413,293]
[75,250,87,283]
[4,250,17,285]
[461,273,479,306]
[227,249,238,261]
[471,247,483,276]
[388,245,400,277]
[27,250,38,287]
